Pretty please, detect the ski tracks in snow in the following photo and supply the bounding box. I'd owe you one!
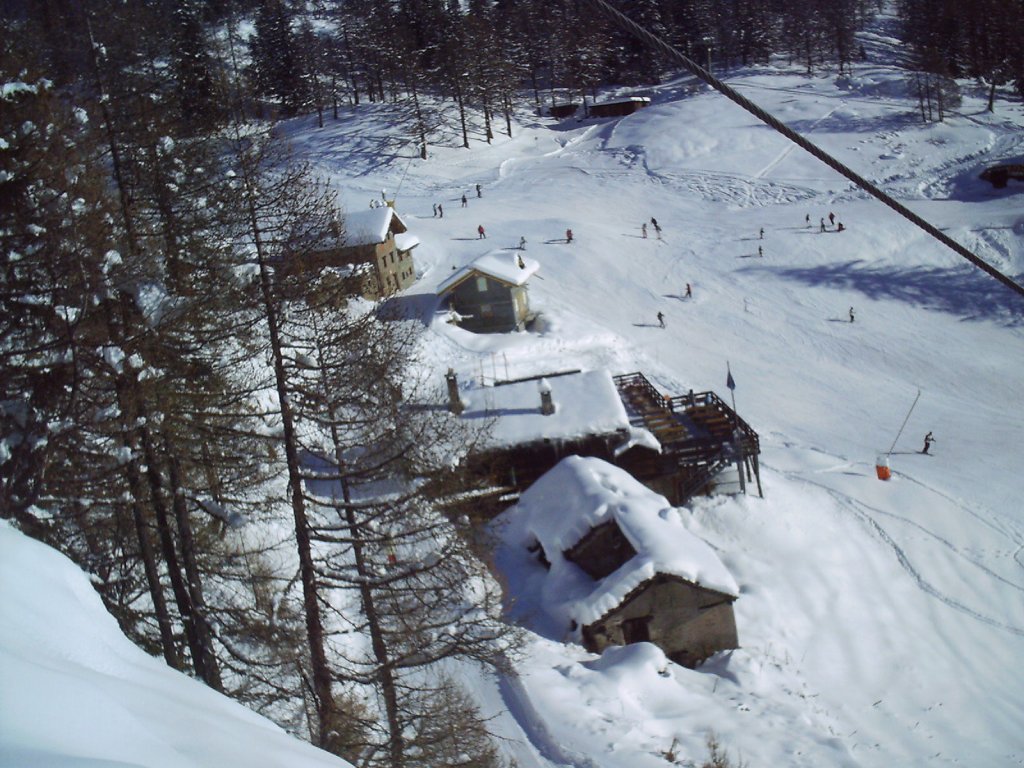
[754,104,840,181]
[767,456,1024,637]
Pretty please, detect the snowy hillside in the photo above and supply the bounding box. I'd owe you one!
[285,36,1024,768]
[0,521,353,768]
[4,18,1022,768]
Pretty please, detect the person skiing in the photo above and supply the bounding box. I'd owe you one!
[837,221,845,232]
[829,211,836,226]
[805,213,811,227]
[476,183,482,198]
[519,236,526,250]
[438,203,443,218]
[477,224,486,239]
[641,223,648,239]
[758,245,763,257]
[922,431,935,454]
[566,228,573,243]
[651,217,662,239]
[461,194,468,208]
[759,227,764,240]
[685,283,692,298]
[432,203,438,217]
[657,311,665,328]
[820,218,827,232]
[849,306,855,323]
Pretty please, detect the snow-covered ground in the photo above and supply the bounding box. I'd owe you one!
[287,43,1024,768]
[0,521,354,768]
[4,20,1023,767]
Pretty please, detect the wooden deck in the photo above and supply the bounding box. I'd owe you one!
[613,372,761,499]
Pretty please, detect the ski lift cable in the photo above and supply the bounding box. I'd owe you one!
[580,0,1024,299]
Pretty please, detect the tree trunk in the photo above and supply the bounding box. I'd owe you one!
[410,76,428,159]
[240,154,336,746]
[338,473,404,768]
[125,452,182,670]
[166,444,223,690]
[503,94,513,138]
[455,80,469,149]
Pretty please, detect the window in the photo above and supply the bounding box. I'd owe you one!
[621,616,651,644]
[479,303,493,317]
[476,276,488,292]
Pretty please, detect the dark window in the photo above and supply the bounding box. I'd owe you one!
[564,521,638,580]
[621,616,651,644]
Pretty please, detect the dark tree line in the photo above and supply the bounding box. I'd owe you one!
[2,5,514,766]
[897,0,1024,106]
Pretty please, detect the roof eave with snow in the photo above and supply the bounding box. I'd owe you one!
[502,457,740,628]
[437,250,541,295]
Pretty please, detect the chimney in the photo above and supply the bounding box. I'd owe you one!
[538,378,555,416]
[446,368,464,415]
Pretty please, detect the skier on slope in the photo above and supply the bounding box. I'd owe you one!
[922,431,935,454]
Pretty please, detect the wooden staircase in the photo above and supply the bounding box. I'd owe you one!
[613,372,762,501]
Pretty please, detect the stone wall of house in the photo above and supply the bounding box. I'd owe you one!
[582,576,738,668]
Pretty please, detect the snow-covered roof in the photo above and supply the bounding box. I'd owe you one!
[394,232,420,252]
[594,96,651,106]
[344,207,404,246]
[437,250,541,295]
[498,456,739,629]
[459,370,635,448]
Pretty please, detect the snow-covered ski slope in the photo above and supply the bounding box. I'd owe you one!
[285,54,1024,764]
[6,23,1019,768]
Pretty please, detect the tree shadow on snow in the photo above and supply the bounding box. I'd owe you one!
[377,292,441,326]
[785,110,921,135]
[751,260,1024,327]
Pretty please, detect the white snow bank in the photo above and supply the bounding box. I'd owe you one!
[0,521,352,768]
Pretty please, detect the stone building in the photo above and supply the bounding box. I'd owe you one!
[494,456,739,668]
